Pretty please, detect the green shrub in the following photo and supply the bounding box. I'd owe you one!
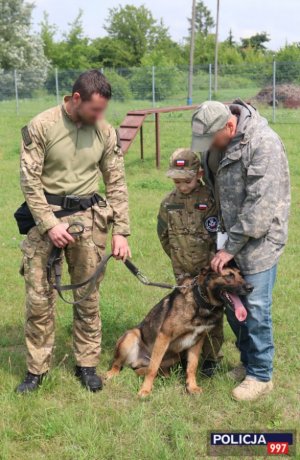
[104,70,132,102]
[130,66,182,101]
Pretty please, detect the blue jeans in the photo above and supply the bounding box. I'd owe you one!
[226,264,277,382]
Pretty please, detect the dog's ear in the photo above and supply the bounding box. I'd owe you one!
[226,259,238,269]
[197,266,210,284]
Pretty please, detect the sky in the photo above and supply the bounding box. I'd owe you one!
[31,0,300,51]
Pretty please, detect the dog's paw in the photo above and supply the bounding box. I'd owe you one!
[186,384,203,395]
[138,388,151,398]
[105,369,118,380]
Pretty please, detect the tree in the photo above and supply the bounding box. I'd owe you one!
[188,1,215,37]
[0,0,48,69]
[57,10,98,69]
[218,42,243,65]
[40,10,98,69]
[104,5,171,65]
[40,12,59,64]
[275,43,300,83]
[40,11,101,94]
[0,0,49,97]
[225,29,235,47]
[240,32,270,51]
[193,33,216,65]
[92,37,137,68]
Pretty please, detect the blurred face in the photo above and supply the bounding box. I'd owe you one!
[72,92,109,125]
[210,117,237,150]
[173,174,199,194]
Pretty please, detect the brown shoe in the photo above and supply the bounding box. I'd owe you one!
[227,363,246,382]
[232,376,273,401]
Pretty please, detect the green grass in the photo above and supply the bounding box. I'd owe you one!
[0,98,299,460]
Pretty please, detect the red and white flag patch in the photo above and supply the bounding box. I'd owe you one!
[175,159,186,167]
[195,203,208,211]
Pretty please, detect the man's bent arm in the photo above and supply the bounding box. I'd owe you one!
[99,127,130,236]
[20,122,59,234]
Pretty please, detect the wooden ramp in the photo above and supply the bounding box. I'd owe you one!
[119,105,199,168]
[119,113,146,155]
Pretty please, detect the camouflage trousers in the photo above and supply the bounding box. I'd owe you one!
[20,204,112,375]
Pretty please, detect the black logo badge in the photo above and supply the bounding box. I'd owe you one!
[204,216,218,233]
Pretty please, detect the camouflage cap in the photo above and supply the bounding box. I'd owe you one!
[166,148,200,179]
[191,101,231,152]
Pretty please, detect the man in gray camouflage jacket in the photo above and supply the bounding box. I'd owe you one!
[191,99,290,401]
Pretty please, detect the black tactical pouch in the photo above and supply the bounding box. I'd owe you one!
[14,202,36,235]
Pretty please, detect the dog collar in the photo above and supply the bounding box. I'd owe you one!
[192,284,219,311]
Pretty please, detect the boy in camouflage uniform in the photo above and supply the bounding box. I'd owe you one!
[157,148,222,376]
[16,70,131,393]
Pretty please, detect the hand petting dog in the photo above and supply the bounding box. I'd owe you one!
[211,250,234,273]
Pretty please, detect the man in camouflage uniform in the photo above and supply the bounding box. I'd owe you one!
[157,148,223,376]
[191,99,290,401]
[16,70,131,393]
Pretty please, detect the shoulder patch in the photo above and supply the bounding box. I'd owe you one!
[21,126,33,146]
[204,216,218,233]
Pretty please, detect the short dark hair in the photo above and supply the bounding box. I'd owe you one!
[72,70,112,101]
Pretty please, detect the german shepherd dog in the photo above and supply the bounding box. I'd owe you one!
[106,267,253,397]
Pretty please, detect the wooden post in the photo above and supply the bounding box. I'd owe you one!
[155,112,160,169]
[187,0,196,105]
[214,0,220,93]
[140,125,144,160]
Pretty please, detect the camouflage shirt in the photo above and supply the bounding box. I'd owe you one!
[157,184,218,279]
[20,97,130,236]
[202,99,291,275]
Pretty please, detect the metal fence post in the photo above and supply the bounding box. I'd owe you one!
[209,64,212,100]
[152,66,156,107]
[55,68,59,105]
[14,69,19,115]
[272,60,276,123]
[101,67,104,74]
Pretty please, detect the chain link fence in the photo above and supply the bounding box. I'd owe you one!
[1,62,300,123]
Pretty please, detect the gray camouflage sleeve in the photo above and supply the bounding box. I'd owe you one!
[225,136,282,256]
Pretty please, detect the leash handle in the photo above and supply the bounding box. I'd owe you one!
[67,222,85,237]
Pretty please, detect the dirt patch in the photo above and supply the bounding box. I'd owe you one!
[254,84,300,108]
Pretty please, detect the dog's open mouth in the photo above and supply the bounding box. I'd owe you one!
[222,291,247,322]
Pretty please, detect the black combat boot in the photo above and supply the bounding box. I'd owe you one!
[75,366,103,392]
[16,371,47,393]
[201,360,219,378]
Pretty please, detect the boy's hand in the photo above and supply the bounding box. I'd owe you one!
[112,235,131,262]
[211,250,234,273]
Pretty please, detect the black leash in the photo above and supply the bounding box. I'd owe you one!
[46,223,176,305]
[46,222,110,305]
[124,259,175,290]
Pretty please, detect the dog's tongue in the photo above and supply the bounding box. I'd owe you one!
[227,292,247,322]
